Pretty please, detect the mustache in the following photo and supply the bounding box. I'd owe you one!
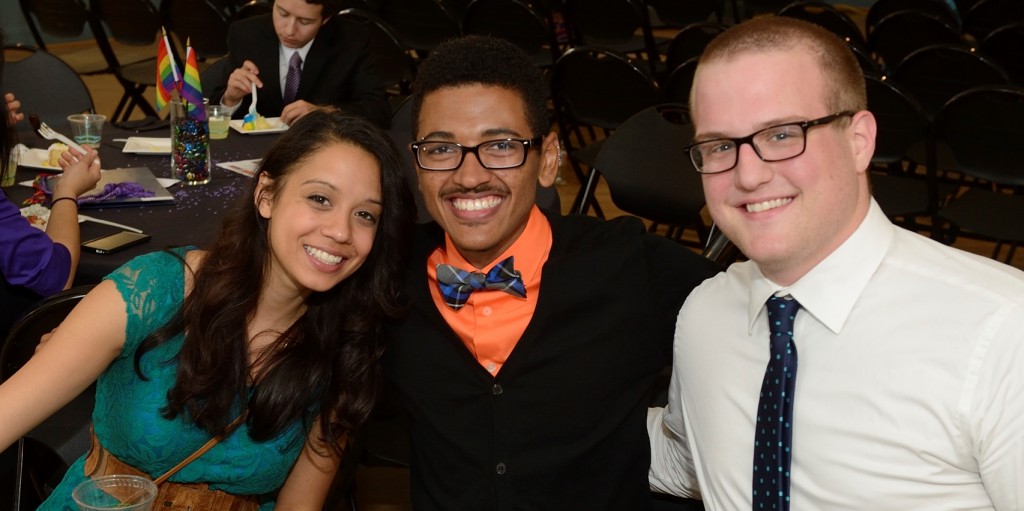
[438,184,510,197]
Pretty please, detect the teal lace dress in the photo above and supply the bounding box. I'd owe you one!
[41,248,307,510]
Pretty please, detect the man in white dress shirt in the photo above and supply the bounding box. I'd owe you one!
[648,16,1024,510]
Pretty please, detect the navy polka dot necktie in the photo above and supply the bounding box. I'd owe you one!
[753,295,801,510]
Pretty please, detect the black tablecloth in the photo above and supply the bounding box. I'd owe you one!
[4,124,280,284]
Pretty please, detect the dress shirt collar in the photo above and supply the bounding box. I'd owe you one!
[280,39,314,65]
[746,199,894,335]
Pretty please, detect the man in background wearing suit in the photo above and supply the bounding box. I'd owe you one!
[209,0,389,127]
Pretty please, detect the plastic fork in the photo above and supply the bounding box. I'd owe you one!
[249,82,258,117]
[37,122,85,153]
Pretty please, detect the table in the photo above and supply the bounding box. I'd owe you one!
[5,123,280,284]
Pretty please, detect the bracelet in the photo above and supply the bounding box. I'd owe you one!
[50,196,78,209]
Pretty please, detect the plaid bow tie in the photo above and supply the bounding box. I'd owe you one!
[435,256,526,310]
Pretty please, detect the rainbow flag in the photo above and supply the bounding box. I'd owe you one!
[156,28,179,112]
[180,40,206,121]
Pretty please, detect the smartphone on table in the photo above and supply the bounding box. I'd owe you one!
[82,231,151,254]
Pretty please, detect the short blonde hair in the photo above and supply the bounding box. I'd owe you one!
[696,16,866,114]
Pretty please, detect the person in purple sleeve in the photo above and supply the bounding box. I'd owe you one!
[0,28,102,335]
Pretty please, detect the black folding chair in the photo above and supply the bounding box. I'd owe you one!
[589,103,709,245]
[90,0,162,121]
[936,85,1024,261]
[1,285,96,511]
[0,46,95,131]
[550,46,660,216]
[16,0,110,75]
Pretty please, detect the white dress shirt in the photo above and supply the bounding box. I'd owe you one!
[650,200,1024,510]
[220,40,314,116]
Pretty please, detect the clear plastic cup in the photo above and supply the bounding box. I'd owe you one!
[72,475,157,511]
[67,113,106,148]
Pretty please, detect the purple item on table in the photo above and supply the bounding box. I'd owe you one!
[76,182,155,204]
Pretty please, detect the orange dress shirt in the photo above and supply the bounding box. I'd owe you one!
[427,206,552,375]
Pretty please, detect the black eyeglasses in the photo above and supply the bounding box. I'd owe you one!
[684,112,855,174]
[410,137,543,171]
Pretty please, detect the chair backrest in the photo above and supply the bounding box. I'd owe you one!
[665,21,727,73]
[865,75,930,165]
[563,0,662,76]
[462,0,560,69]
[865,0,961,36]
[893,43,1010,119]
[964,0,1022,41]
[162,0,232,61]
[91,0,162,48]
[848,40,883,77]
[980,23,1024,86]
[17,0,92,50]
[551,46,660,135]
[777,1,868,51]
[378,0,461,54]
[868,10,964,71]
[648,0,722,27]
[338,8,417,96]
[0,46,95,131]
[592,103,707,236]
[663,57,699,104]
[1,285,94,382]
[935,85,1024,186]
[232,0,272,21]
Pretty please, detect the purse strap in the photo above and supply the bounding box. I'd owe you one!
[153,413,247,485]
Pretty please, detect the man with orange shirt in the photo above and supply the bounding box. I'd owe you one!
[384,36,720,510]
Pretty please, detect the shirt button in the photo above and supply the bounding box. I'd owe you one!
[492,384,503,395]
[482,306,493,316]
[496,462,507,475]
[486,362,497,373]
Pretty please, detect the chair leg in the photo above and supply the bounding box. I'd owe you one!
[13,437,24,511]
[572,167,605,217]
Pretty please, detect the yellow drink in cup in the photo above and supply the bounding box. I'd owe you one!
[206,104,230,140]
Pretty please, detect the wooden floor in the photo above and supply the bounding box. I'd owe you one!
[26,35,1024,510]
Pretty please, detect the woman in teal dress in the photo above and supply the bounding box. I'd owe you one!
[0,109,415,509]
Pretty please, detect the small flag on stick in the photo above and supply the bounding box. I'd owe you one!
[156,27,180,112]
[180,39,206,121]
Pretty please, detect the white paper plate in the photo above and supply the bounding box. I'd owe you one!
[17,147,62,171]
[122,137,172,154]
[230,117,289,134]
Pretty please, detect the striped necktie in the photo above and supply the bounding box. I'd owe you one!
[283,52,302,105]
[753,295,801,510]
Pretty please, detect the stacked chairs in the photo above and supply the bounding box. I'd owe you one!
[377,0,461,60]
[647,0,724,28]
[936,86,1024,262]
[589,104,709,245]
[963,0,1024,42]
[864,75,955,229]
[337,8,418,98]
[562,0,666,77]
[16,0,110,75]
[664,21,727,77]
[891,43,1010,119]
[777,1,867,52]
[461,0,562,70]
[550,46,660,216]
[865,0,961,35]
[867,9,963,73]
[161,0,232,62]
[979,23,1024,85]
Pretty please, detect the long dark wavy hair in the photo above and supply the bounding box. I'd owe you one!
[135,109,415,455]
